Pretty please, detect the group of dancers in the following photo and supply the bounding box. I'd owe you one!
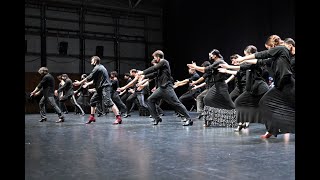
[30,34,295,139]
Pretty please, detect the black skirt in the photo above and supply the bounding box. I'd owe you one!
[234,91,266,124]
[202,82,237,127]
[259,78,295,136]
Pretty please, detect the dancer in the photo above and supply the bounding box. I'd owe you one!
[110,71,129,117]
[174,68,201,111]
[56,74,85,115]
[189,60,212,118]
[137,50,193,126]
[218,45,269,131]
[117,69,149,117]
[73,56,122,125]
[55,75,68,114]
[284,38,295,78]
[187,49,237,127]
[30,67,64,123]
[74,74,91,114]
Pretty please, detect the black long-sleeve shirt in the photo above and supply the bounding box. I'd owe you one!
[74,85,89,97]
[111,79,119,92]
[86,64,112,90]
[204,59,227,83]
[36,73,55,97]
[235,69,246,92]
[57,78,74,97]
[143,59,174,88]
[188,72,200,90]
[255,46,293,89]
[202,70,215,89]
[290,55,295,78]
[240,63,269,95]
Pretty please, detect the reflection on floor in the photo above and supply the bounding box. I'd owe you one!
[25,111,295,180]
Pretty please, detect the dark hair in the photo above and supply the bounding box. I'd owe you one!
[124,73,130,77]
[201,61,211,67]
[210,49,222,58]
[62,74,69,79]
[284,38,295,47]
[152,50,164,59]
[130,69,137,73]
[91,56,101,64]
[244,45,257,54]
[110,71,118,77]
[230,54,239,60]
[57,75,62,80]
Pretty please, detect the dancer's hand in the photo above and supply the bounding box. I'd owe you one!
[187,61,197,69]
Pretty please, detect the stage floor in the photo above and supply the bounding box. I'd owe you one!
[25,111,295,180]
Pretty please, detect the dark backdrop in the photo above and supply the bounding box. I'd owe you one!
[162,0,295,96]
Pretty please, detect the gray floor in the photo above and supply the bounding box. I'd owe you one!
[25,111,295,180]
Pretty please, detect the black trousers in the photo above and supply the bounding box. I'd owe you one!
[179,89,199,110]
[125,91,148,114]
[90,86,115,108]
[147,85,191,121]
[60,94,84,114]
[39,96,63,119]
[111,91,127,113]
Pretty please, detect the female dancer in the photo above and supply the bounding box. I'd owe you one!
[187,49,237,127]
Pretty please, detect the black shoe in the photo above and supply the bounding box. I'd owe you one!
[97,113,104,117]
[243,122,250,129]
[182,119,193,126]
[123,113,131,118]
[203,120,211,127]
[153,118,162,125]
[181,117,187,122]
[39,118,47,122]
[160,113,164,116]
[234,124,244,132]
[197,114,203,119]
[55,117,64,123]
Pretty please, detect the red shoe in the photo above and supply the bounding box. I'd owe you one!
[260,133,272,139]
[113,115,122,125]
[86,115,96,124]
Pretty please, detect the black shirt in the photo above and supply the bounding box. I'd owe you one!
[202,70,215,89]
[255,46,293,89]
[204,58,227,83]
[57,78,74,97]
[235,69,246,92]
[86,64,112,90]
[111,79,119,92]
[188,72,200,90]
[74,85,89,97]
[36,73,55,97]
[240,63,269,95]
[290,54,295,78]
[143,59,174,88]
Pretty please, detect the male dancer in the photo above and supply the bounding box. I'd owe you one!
[137,50,193,126]
[30,67,64,123]
[73,56,122,124]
